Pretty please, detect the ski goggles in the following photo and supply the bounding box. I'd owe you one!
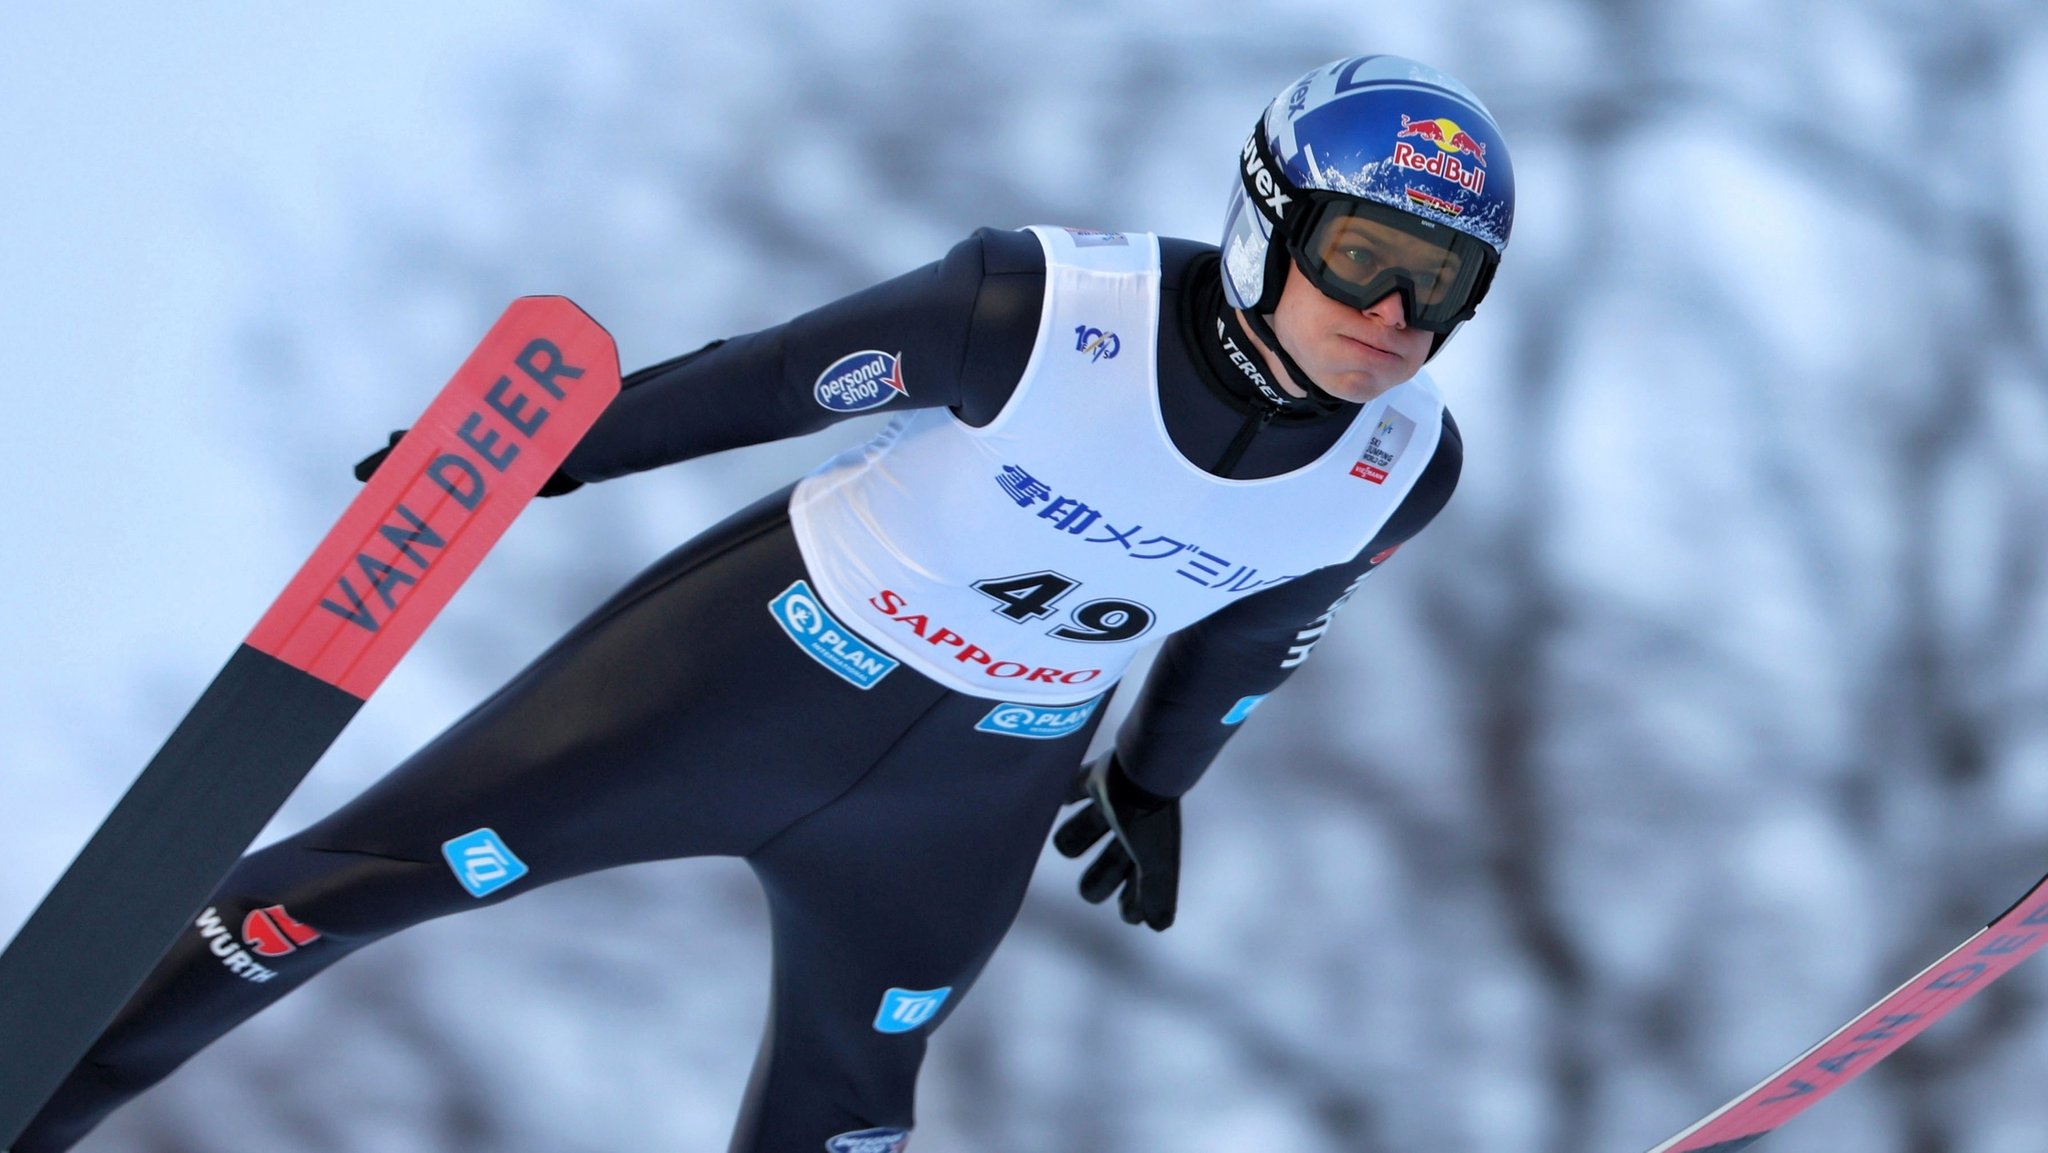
[1286,194,1499,333]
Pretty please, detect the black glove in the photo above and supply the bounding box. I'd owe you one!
[353,429,585,497]
[1053,753,1181,931]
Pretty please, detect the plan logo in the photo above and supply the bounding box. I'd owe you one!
[975,698,1099,740]
[873,986,952,1034]
[770,580,898,689]
[442,828,530,898]
[825,1128,911,1153]
[814,350,907,413]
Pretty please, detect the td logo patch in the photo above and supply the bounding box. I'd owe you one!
[873,986,952,1034]
[825,1128,910,1153]
[1221,694,1267,725]
[442,828,529,899]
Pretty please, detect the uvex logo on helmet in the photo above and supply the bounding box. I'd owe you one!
[1240,135,1291,219]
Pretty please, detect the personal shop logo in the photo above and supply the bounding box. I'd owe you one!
[825,1129,910,1153]
[814,350,907,413]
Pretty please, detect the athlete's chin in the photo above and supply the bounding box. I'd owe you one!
[1310,369,1412,405]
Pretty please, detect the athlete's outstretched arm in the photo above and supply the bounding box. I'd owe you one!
[1112,413,1463,799]
[1054,417,1460,929]
[561,228,1049,483]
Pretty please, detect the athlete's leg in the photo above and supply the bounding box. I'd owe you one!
[728,692,1104,1152]
[16,487,948,1153]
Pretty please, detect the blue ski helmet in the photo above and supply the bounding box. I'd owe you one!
[1221,55,1515,357]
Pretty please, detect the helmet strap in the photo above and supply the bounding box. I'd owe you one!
[1238,306,1350,413]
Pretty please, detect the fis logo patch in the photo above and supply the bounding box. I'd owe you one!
[873,986,952,1034]
[814,350,907,413]
[1351,410,1417,484]
[975,698,1099,740]
[1072,325,1120,361]
[825,1129,911,1153]
[770,580,897,689]
[442,828,529,898]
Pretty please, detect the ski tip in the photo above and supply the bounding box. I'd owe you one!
[502,295,620,369]
[245,294,623,698]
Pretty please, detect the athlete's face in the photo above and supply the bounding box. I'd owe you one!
[1256,260,1433,404]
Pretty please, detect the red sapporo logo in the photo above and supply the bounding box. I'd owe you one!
[243,904,322,957]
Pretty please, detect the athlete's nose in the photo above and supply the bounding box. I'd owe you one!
[1363,290,1408,329]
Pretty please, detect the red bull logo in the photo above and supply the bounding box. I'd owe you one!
[1393,114,1487,196]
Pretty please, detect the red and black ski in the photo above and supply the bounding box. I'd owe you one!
[0,296,619,1148]
[1645,871,2048,1152]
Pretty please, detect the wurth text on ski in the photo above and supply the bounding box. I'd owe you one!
[319,338,586,636]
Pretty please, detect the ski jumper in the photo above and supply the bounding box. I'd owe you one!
[18,226,1461,1153]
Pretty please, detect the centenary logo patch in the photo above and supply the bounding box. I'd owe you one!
[770,580,897,689]
[1073,325,1121,361]
[873,986,952,1034]
[813,350,907,413]
[975,698,1100,740]
[825,1128,911,1153]
[442,828,530,899]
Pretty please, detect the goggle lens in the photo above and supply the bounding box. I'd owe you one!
[1292,197,1497,333]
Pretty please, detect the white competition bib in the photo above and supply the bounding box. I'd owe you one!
[789,226,1443,703]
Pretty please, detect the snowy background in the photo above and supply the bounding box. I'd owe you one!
[8,1,2048,1150]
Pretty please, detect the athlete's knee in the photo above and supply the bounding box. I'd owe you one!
[226,839,482,942]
